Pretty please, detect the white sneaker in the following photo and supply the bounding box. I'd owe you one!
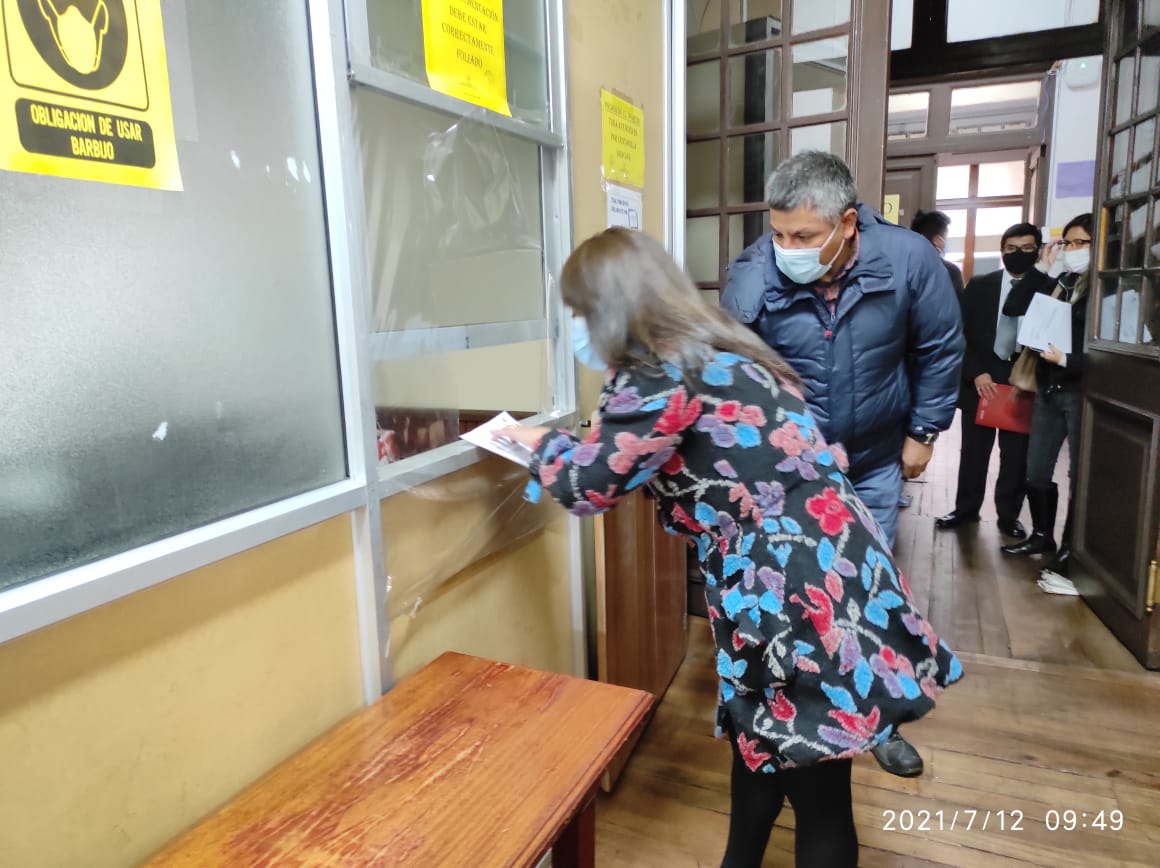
[1038,572,1079,595]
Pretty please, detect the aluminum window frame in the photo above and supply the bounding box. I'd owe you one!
[346,0,576,491]
[0,0,380,676]
[1,1,579,699]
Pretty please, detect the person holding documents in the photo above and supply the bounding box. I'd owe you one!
[936,223,1040,539]
[497,227,961,868]
[998,213,1093,596]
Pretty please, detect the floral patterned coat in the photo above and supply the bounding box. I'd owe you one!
[526,352,962,772]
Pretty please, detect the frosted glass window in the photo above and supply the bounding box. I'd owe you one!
[888,91,929,140]
[891,0,914,50]
[729,49,782,127]
[937,165,970,200]
[949,81,1041,135]
[976,206,1025,239]
[689,0,722,55]
[0,0,346,592]
[688,60,722,135]
[790,121,847,158]
[727,132,780,204]
[977,161,1025,197]
[791,38,848,117]
[687,140,722,209]
[792,0,850,34]
[355,89,545,332]
[1115,55,1136,125]
[687,216,721,283]
[366,0,549,127]
[947,0,1099,42]
[730,0,783,44]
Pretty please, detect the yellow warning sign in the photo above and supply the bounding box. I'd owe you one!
[0,0,181,189]
[421,0,510,117]
[601,89,644,189]
[882,193,900,224]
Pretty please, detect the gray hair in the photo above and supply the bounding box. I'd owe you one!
[764,150,858,223]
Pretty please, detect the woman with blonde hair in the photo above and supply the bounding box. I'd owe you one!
[498,228,961,867]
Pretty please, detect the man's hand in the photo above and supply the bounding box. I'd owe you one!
[902,437,934,480]
[974,373,999,401]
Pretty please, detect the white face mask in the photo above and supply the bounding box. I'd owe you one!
[772,222,844,285]
[571,315,607,371]
[1061,247,1090,274]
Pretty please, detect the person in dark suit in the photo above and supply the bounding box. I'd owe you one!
[911,210,965,296]
[936,223,1041,537]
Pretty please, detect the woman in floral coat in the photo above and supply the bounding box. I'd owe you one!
[498,228,961,868]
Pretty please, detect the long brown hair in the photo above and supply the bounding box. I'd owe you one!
[560,228,801,386]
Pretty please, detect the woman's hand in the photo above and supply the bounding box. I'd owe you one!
[1040,239,1061,270]
[492,425,550,449]
[1041,343,1067,367]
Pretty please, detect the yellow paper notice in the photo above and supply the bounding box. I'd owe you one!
[601,88,644,189]
[0,0,182,190]
[882,193,900,224]
[421,0,511,117]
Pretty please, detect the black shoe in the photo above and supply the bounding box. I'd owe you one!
[935,511,979,530]
[1042,545,1071,577]
[871,732,924,777]
[1002,532,1057,557]
[998,518,1027,539]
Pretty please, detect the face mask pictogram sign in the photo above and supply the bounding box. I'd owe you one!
[0,0,181,189]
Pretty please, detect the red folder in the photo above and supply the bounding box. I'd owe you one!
[975,384,1034,434]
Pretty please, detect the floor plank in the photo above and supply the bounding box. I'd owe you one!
[596,618,1160,867]
[596,413,1160,865]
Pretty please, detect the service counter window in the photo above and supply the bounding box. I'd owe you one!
[0,1,347,598]
[347,0,572,483]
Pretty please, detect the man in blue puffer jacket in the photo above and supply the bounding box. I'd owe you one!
[722,151,964,778]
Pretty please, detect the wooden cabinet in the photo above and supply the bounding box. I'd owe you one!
[594,490,688,786]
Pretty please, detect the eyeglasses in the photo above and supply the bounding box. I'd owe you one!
[1002,244,1038,254]
[1061,238,1092,250]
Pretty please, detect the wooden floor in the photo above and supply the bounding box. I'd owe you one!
[596,413,1160,866]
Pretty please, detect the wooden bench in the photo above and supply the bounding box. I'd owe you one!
[146,652,654,867]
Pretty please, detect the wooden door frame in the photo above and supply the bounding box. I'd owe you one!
[684,0,888,291]
[1072,0,1160,669]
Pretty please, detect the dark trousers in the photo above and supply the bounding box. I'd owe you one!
[1027,389,1083,544]
[721,741,858,868]
[954,386,1030,524]
[1027,389,1082,486]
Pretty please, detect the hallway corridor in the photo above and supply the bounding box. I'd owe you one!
[595,413,1160,866]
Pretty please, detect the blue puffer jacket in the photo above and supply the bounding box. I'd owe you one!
[721,203,964,478]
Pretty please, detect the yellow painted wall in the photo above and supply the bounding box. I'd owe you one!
[568,0,668,418]
[0,516,364,868]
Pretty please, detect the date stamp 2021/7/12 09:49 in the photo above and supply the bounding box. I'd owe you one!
[881,808,1126,833]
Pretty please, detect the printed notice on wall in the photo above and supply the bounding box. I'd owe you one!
[0,0,182,189]
[601,88,644,189]
[421,0,510,117]
[882,193,900,224]
[606,183,641,230]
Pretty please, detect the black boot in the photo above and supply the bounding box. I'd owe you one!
[1002,483,1058,557]
[1042,499,1074,576]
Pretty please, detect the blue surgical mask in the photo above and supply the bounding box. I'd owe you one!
[571,315,607,371]
[773,222,843,284]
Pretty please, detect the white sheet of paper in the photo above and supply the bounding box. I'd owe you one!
[606,184,642,229]
[459,411,534,467]
[1016,293,1072,354]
